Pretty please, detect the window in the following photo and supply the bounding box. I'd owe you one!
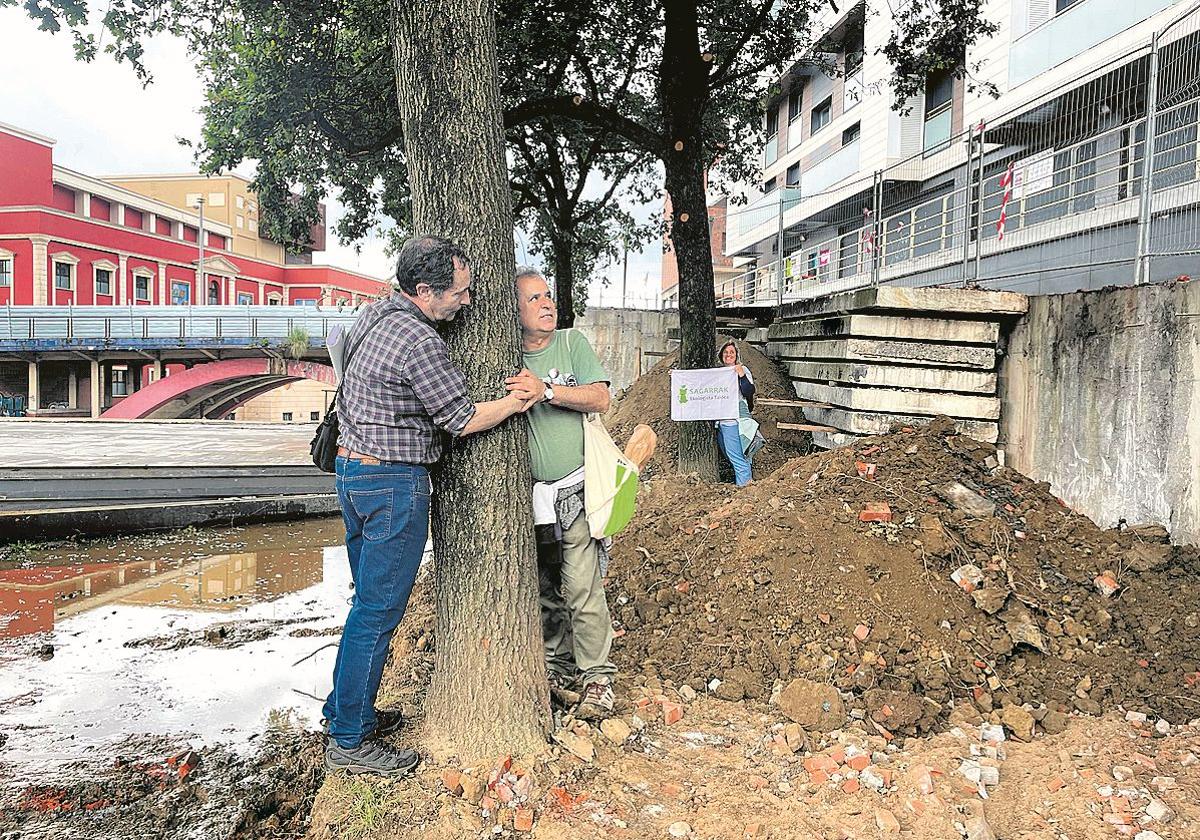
[95,268,112,296]
[844,26,865,76]
[54,262,73,290]
[134,274,151,301]
[237,292,253,305]
[267,295,281,306]
[0,258,11,287]
[282,412,294,421]
[1056,0,1081,10]
[111,368,129,397]
[171,281,191,305]
[787,88,802,123]
[236,195,245,209]
[923,67,955,152]
[185,192,202,208]
[237,216,245,229]
[786,163,801,188]
[310,411,320,421]
[249,218,258,234]
[296,298,317,307]
[763,177,777,194]
[811,97,832,135]
[766,106,779,139]
[208,280,221,305]
[207,192,225,207]
[842,122,861,146]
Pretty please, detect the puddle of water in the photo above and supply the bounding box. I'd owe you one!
[0,522,358,785]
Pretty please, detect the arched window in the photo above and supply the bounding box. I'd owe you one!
[208,279,220,305]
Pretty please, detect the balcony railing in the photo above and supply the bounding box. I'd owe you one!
[0,305,357,343]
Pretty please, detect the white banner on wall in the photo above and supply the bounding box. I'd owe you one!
[670,366,739,421]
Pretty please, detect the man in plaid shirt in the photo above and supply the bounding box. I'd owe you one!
[323,236,540,777]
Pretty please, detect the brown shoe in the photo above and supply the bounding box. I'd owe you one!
[575,680,615,720]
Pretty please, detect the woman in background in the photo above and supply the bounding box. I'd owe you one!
[716,340,763,486]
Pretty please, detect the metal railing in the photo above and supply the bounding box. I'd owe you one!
[720,0,1200,303]
[0,305,357,343]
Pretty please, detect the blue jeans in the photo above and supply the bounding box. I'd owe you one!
[323,456,430,748]
[717,423,752,486]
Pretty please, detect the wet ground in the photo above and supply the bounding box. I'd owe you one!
[0,517,357,838]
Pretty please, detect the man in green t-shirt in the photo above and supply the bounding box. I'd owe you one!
[505,266,616,719]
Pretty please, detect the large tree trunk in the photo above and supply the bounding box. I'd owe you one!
[393,0,550,758]
[549,229,577,327]
[661,0,718,479]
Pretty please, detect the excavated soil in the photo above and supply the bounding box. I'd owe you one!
[606,418,1200,732]
[606,339,812,480]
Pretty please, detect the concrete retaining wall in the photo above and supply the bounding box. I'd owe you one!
[573,308,678,393]
[1000,281,1200,544]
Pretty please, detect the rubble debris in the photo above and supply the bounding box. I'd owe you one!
[777,679,846,732]
[607,420,1200,735]
[937,481,997,518]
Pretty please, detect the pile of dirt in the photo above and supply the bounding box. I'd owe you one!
[606,338,811,480]
[607,418,1200,734]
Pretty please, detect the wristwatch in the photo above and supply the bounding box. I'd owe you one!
[543,385,555,403]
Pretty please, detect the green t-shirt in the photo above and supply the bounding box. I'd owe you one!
[522,329,609,482]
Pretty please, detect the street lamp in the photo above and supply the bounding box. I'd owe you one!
[194,196,205,303]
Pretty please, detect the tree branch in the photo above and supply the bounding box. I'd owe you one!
[311,112,402,158]
[505,97,665,157]
[708,0,777,89]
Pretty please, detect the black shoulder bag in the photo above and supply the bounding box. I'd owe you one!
[310,305,394,472]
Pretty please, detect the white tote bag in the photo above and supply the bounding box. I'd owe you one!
[582,414,640,539]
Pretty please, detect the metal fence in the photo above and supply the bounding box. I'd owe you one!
[719,0,1200,303]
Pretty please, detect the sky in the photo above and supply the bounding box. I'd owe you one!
[0,7,665,309]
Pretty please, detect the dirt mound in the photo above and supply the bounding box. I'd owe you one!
[606,338,810,479]
[607,419,1200,733]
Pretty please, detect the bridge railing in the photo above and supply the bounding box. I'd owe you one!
[0,306,359,342]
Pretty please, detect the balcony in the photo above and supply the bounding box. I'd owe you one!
[733,189,802,237]
[1009,0,1179,87]
[804,138,862,195]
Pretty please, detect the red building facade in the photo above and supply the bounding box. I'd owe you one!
[0,122,389,309]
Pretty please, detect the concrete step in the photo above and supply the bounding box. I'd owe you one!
[786,360,997,394]
[779,286,1028,321]
[793,380,1001,420]
[811,430,864,450]
[767,314,999,345]
[770,337,996,369]
[801,405,999,443]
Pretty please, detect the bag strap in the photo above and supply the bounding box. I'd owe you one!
[331,298,400,407]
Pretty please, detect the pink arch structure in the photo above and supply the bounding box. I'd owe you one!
[102,358,337,420]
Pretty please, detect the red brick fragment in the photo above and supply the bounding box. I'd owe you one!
[859,502,892,523]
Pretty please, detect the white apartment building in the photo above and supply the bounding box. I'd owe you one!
[726,0,1200,299]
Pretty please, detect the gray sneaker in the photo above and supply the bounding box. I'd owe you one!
[575,680,615,720]
[325,738,420,777]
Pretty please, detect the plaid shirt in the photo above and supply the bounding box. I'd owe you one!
[337,292,475,464]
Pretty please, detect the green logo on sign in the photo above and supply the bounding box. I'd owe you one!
[678,384,688,404]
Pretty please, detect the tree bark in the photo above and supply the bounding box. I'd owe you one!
[393,0,550,758]
[661,0,719,479]
[550,229,577,327]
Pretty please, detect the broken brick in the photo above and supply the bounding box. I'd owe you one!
[859,502,892,523]
[1047,776,1066,792]
[514,807,534,832]
[875,809,901,834]
[743,824,762,837]
[910,765,935,795]
[441,769,463,795]
[842,778,860,794]
[662,701,683,725]
[847,754,871,772]
[854,624,871,642]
